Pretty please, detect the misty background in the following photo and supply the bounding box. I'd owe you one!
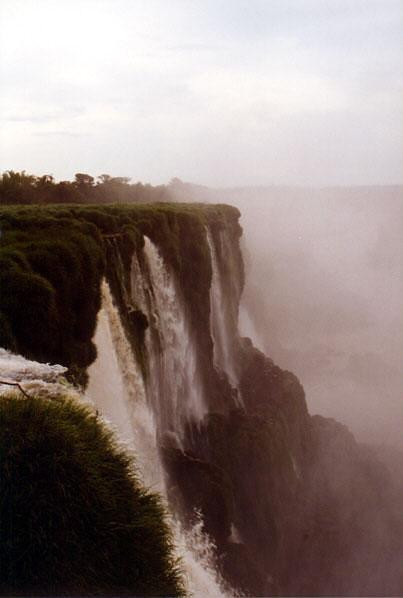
[1,2,402,448]
[171,182,403,449]
[239,188,403,450]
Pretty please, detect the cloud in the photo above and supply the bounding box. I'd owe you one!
[2,106,86,124]
[0,0,401,184]
[33,131,88,138]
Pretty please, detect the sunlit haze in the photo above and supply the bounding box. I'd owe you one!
[1,0,402,186]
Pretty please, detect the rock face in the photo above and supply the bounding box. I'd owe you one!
[140,211,402,597]
[1,203,402,596]
[174,343,403,596]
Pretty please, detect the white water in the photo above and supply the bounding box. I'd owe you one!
[87,280,231,597]
[207,229,239,389]
[86,280,163,490]
[206,228,244,411]
[132,237,207,434]
[0,347,78,399]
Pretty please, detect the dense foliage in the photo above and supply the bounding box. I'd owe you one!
[0,171,173,205]
[0,393,183,596]
[0,209,105,381]
[0,202,240,382]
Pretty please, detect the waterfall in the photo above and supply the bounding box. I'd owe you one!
[87,280,232,597]
[0,283,233,596]
[206,227,242,403]
[131,236,207,435]
[86,281,162,489]
[0,347,79,400]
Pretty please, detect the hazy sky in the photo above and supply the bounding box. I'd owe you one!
[1,0,402,186]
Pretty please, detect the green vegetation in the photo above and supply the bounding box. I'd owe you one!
[0,170,171,205]
[0,197,242,597]
[0,202,240,383]
[0,393,183,596]
[0,210,105,382]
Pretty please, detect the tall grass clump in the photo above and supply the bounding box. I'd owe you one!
[0,394,184,597]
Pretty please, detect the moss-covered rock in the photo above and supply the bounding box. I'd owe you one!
[0,203,239,388]
[0,212,104,379]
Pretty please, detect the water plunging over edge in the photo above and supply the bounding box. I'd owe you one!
[0,347,79,400]
[132,237,208,435]
[87,280,234,597]
[206,228,244,409]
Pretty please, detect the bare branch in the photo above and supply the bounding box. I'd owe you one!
[0,379,31,399]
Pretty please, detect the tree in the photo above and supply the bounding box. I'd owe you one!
[74,173,95,187]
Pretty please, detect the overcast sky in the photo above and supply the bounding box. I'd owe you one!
[1,0,402,186]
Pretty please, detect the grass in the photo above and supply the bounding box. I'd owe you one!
[0,393,184,596]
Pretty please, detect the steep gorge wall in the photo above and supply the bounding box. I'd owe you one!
[1,203,402,597]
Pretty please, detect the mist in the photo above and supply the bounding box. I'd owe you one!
[170,182,403,450]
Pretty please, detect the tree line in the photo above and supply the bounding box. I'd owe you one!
[0,171,173,205]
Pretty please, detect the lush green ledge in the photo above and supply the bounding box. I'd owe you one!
[0,202,240,597]
[0,202,241,383]
[0,392,183,597]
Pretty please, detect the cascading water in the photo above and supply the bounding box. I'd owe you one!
[0,287,232,596]
[206,227,243,404]
[131,236,207,435]
[0,347,79,400]
[86,281,162,489]
[87,280,233,597]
